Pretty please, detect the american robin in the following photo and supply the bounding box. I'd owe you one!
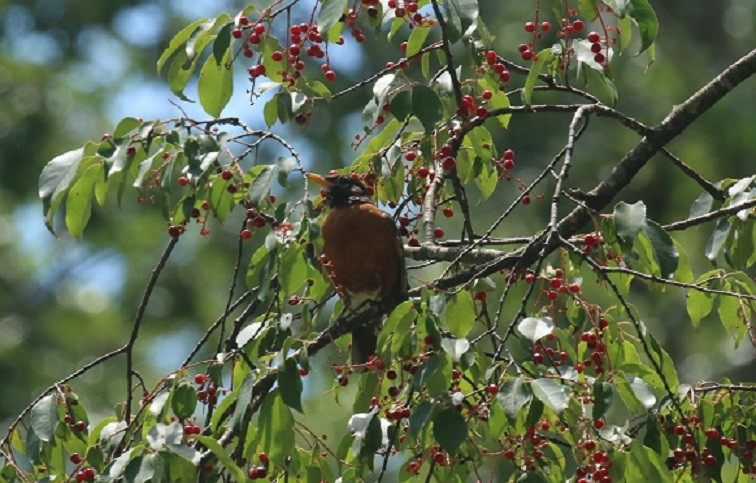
[306,172,407,365]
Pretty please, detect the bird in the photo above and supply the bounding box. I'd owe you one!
[306,172,407,366]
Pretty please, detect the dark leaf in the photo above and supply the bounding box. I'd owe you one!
[433,408,467,453]
[412,85,442,133]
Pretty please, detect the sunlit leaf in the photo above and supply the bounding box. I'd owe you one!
[444,291,475,337]
[497,378,532,419]
[531,378,569,413]
[198,43,233,117]
[614,201,647,242]
[517,317,554,342]
[30,394,58,443]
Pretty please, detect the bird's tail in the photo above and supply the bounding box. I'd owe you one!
[351,318,380,366]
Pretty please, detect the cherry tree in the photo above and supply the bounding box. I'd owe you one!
[2,0,755,481]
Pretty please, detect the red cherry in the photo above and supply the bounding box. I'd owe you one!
[443,207,454,217]
[541,21,551,31]
[177,176,189,187]
[486,384,498,394]
[524,273,535,283]
[442,157,456,170]
[546,290,557,300]
[408,238,420,247]
[232,28,242,39]
[573,20,585,31]
[521,195,531,205]
[271,51,283,62]
[70,453,84,464]
[434,228,445,238]
[524,22,536,32]
[587,32,600,43]
[325,70,336,82]
[221,169,233,180]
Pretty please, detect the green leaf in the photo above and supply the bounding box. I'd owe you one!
[65,163,101,238]
[318,0,348,40]
[628,440,672,483]
[672,239,693,283]
[31,394,58,443]
[114,117,143,138]
[247,165,279,206]
[530,378,569,413]
[433,408,467,453]
[579,0,599,20]
[592,381,613,419]
[412,85,442,133]
[230,372,255,431]
[615,374,644,413]
[198,43,233,117]
[497,378,532,419]
[263,96,279,128]
[628,375,657,409]
[262,36,286,83]
[361,74,395,129]
[278,358,304,412]
[614,201,647,242]
[390,90,412,122]
[689,191,713,218]
[629,0,658,54]
[443,0,478,42]
[166,33,210,100]
[209,177,234,221]
[378,301,413,357]
[705,219,730,262]
[647,333,679,393]
[523,49,552,105]
[444,291,475,337]
[641,220,678,278]
[718,289,746,345]
[686,289,714,329]
[195,435,246,482]
[478,78,511,129]
[39,147,86,231]
[280,245,308,295]
[406,25,431,58]
[410,400,435,437]
[517,317,554,343]
[157,18,209,75]
[212,23,232,64]
[171,384,197,420]
[255,389,295,468]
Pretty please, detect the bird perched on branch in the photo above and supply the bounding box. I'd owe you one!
[306,172,407,366]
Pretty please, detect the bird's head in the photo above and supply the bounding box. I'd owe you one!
[306,173,371,207]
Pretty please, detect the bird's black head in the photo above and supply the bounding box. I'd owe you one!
[306,173,371,207]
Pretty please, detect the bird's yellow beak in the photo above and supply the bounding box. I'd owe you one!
[306,173,333,188]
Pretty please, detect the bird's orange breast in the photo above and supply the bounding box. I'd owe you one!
[320,203,401,304]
